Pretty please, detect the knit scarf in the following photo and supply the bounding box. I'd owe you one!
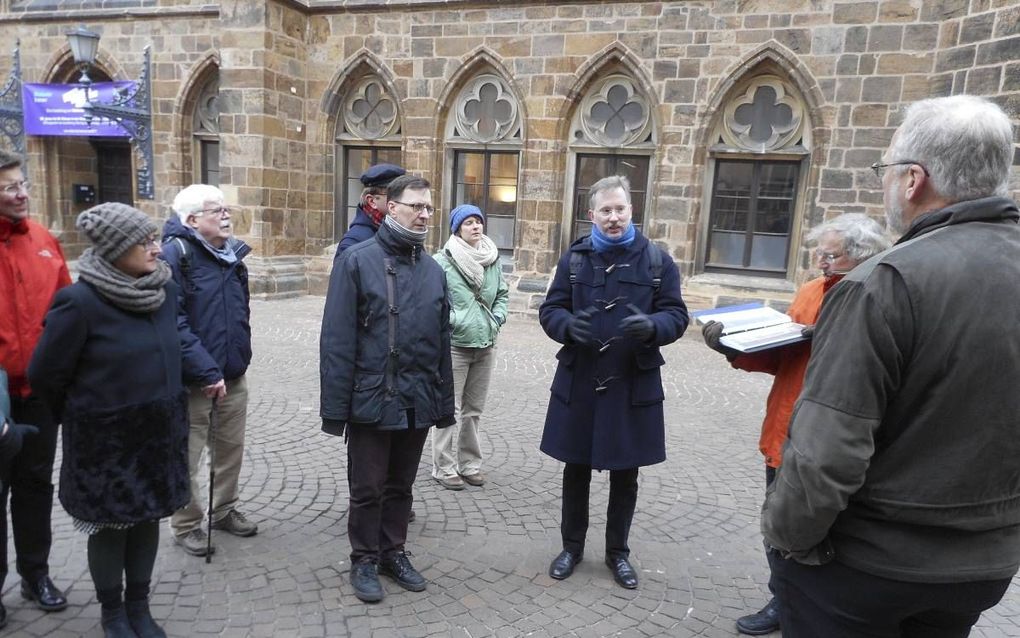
[445,234,498,290]
[77,248,172,314]
[590,222,636,253]
[384,215,428,246]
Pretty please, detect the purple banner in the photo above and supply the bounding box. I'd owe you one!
[22,82,135,137]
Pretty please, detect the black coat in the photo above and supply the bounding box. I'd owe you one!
[320,222,456,433]
[540,231,689,470]
[28,281,194,524]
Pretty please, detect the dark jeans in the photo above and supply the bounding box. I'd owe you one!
[770,554,1011,638]
[0,394,58,586]
[346,424,429,564]
[764,465,776,597]
[561,463,639,560]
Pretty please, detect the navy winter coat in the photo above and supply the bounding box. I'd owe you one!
[160,217,252,385]
[540,231,689,470]
[320,222,456,434]
[28,281,199,524]
[335,205,378,259]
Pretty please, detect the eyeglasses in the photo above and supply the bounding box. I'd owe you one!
[814,249,845,263]
[194,205,233,217]
[593,205,631,218]
[0,180,30,195]
[870,161,930,179]
[137,235,160,251]
[391,200,436,215]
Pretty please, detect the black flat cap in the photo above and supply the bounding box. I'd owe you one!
[360,163,406,188]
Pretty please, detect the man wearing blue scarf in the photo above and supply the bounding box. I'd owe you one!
[539,175,689,590]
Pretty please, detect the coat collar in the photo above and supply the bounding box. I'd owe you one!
[0,216,28,241]
[897,196,1019,245]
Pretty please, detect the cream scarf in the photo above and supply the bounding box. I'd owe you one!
[445,234,498,290]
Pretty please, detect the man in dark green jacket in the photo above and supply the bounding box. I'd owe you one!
[762,96,1020,636]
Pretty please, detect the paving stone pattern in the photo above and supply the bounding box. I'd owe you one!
[3,296,1018,637]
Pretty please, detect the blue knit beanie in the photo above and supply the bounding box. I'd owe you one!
[450,204,485,234]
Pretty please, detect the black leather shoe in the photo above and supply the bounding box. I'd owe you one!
[379,551,427,592]
[736,597,780,635]
[20,575,68,611]
[605,556,638,589]
[549,550,582,580]
[350,560,384,603]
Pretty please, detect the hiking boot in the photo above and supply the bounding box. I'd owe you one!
[173,528,214,557]
[434,475,465,490]
[378,551,427,592]
[350,560,384,603]
[211,510,258,537]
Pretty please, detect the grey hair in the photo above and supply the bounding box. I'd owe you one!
[589,175,631,210]
[172,184,225,222]
[888,95,1013,202]
[0,149,24,171]
[807,213,891,262]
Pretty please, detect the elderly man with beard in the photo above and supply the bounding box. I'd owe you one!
[162,184,258,558]
[321,174,455,603]
[702,213,890,635]
[762,96,1020,637]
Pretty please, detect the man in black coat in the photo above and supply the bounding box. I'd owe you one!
[540,175,689,590]
[320,174,455,603]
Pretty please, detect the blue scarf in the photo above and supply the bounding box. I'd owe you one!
[590,222,636,253]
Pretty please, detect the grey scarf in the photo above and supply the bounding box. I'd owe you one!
[77,248,172,314]
[384,215,428,246]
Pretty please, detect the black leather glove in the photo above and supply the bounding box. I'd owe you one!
[801,325,815,339]
[619,310,655,342]
[566,309,594,345]
[0,422,39,466]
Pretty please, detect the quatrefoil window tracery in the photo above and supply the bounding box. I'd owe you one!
[453,74,520,143]
[343,78,398,140]
[578,76,650,147]
[722,76,803,152]
[193,78,219,135]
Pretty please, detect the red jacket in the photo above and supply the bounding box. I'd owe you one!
[730,276,841,468]
[0,216,71,398]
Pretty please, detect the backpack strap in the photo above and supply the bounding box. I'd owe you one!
[646,242,663,291]
[568,237,591,285]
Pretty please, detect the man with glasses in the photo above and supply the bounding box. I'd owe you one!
[540,175,689,591]
[0,149,71,620]
[763,96,1020,636]
[162,184,258,557]
[336,163,406,256]
[701,213,889,635]
[321,174,455,603]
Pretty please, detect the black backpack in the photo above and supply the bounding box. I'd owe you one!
[567,237,664,291]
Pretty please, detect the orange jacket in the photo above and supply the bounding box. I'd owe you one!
[731,276,841,468]
[0,217,71,398]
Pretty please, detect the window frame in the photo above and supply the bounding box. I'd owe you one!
[703,156,805,277]
[448,148,521,258]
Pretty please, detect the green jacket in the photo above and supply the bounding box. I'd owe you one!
[434,249,509,349]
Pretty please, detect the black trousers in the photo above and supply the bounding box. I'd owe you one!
[346,424,429,564]
[560,463,639,560]
[0,394,58,586]
[770,554,1011,638]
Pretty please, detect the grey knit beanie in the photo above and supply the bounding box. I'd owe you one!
[76,202,158,262]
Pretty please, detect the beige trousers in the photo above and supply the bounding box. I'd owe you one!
[431,346,495,479]
[170,375,249,536]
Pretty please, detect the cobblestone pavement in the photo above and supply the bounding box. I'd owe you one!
[4,295,1019,637]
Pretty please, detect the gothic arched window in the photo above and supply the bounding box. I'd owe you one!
[192,75,219,185]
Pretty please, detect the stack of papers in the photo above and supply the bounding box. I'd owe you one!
[692,303,807,353]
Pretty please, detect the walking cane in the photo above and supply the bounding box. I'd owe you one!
[206,396,219,564]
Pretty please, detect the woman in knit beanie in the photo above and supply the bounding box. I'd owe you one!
[430,204,509,490]
[28,202,194,638]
